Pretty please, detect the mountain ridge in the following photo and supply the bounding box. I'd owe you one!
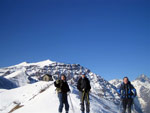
[0,60,149,113]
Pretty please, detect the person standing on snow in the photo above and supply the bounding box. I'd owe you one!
[54,74,70,113]
[77,73,91,113]
[118,77,137,113]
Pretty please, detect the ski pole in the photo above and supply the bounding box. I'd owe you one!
[68,94,75,113]
[132,98,136,113]
[119,100,122,113]
[133,103,136,113]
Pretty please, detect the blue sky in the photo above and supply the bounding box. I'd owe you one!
[0,0,150,80]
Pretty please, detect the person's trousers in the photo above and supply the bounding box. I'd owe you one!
[79,91,90,113]
[122,98,133,113]
[58,92,69,113]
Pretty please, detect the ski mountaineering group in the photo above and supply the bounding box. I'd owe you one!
[54,73,137,113]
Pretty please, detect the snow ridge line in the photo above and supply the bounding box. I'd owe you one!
[8,82,54,113]
[28,82,54,101]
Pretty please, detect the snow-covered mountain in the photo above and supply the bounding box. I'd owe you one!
[109,79,122,88]
[132,75,150,113]
[0,60,119,103]
[135,74,150,83]
[1,59,148,113]
[0,59,120,113]
[110,75,150,113]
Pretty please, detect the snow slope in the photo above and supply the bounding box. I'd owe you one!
[132,75,150,113]
[5,68,29,87]
[109,79,122,88]
[0,81,53,113]
[0,76,17,90]
[0,81,118,113]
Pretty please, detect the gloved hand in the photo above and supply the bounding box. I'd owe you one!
[56,80,60,84]
[82,89,85,92]
[67,91,71,95]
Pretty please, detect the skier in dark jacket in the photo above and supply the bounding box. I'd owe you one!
[118,77,137,113]
[54,74,70,113]
[77,73,91,113]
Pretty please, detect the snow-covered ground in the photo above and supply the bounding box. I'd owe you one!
[0,82,53,113]
[0,81,118,113]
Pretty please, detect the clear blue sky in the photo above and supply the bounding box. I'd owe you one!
[0,0,150,80]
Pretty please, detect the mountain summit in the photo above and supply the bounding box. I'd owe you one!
[135,74,150,83]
